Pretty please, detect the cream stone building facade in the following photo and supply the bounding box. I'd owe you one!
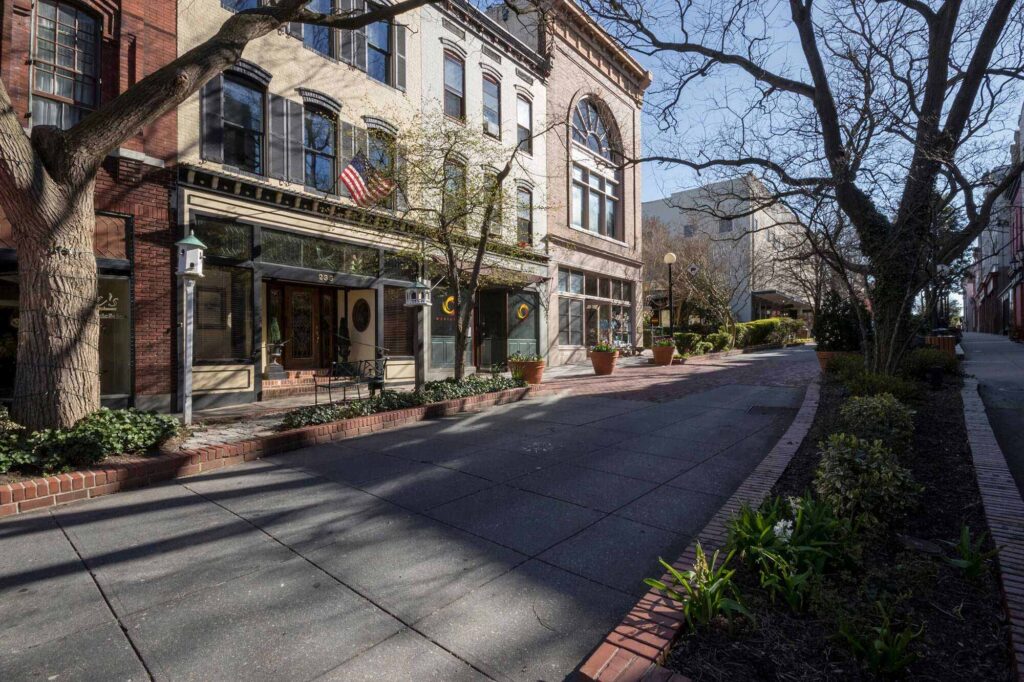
[176,0,548,407]
[644,176,813,323]
[489,0,651,365]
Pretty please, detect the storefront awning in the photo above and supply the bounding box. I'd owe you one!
[752,289,811,310]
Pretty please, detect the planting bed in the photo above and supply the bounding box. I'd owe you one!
[663,377,1013,681]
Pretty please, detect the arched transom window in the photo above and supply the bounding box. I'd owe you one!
[572,98,616,160]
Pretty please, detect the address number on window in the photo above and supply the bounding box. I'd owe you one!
[318,273,335,283]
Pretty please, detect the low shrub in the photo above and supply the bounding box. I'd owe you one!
[814,433,920,530]
[282,376,527,429]
[732,324,750,348]
[846,371,920,402]
[0,408,180,475]
[900,347,959,380]
[835,393,914,456]
[825,352,865,380]
[706,332,733,352]
[694,341,714,355]
[735,317,802,347]
[838,603,923,677]
[674,332,702,354]
[813,289,863,352]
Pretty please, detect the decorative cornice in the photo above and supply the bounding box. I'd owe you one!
[297,88,342,114]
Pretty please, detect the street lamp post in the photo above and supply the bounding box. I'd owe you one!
[175,233,206,426]
[663,252,677,338]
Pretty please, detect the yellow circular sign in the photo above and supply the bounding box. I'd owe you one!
[442,295,456,315]
[516,303,531,320]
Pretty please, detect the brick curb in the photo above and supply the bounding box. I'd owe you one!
[577,379,822,682]
[961,378,1024,679]
[0,385,551,519]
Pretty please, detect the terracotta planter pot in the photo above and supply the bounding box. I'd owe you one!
[509,360,545,385]
[590,350,619,376]
[652,345,675,366]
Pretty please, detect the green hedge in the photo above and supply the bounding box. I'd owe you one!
[0,408,180,476]
[836,393,914,456]
[282,376,527,429]
[673,332,702,354]
[734,317,803,347]
[706,332,733,352]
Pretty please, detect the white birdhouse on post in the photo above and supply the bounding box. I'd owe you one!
[405,280,432,393]
[176,233,206,279]
[175,233,206,427]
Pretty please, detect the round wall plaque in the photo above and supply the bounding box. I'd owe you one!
[352,299,371,332]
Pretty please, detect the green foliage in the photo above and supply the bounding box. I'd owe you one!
[706,332,733,352]
[826,352,866,380]
[694,341,714,355]
[644,544,752,630]
[732,324,750,348]
[900,347,959,380]
[0,408,180,475]
[943,525,999,581]
[735,317,803,347]
[507,352,542,362]
[591,342,616,352]
[728,495,852,612]
[838,603,923,677]
[0,406,22,434]
[814,434,920,530]
[653,338,676,347]
[282,376,527,429]
[846,372,920,402]
[813,289,863,352]
[268,317,282,345]
[836,394,914,456]
[674,332,702,353]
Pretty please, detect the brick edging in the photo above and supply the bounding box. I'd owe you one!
[961,378,1024,679]
[577,379,822,682]
[0,385,550,519]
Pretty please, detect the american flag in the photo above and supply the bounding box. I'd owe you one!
[339,153,397,207]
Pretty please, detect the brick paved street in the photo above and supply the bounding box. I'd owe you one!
[0,346,817,682]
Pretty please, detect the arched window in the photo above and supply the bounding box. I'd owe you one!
[570,97,623,240]
[31,0,99,129]
[572,98,617,161]
[304,107,337,193]
[222,75,265,174]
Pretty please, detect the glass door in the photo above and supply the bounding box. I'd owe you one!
[284,286,317,370]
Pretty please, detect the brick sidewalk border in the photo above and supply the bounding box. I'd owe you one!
[0,385,552,519]
[577,379,821,682]
[961,378,1024,679]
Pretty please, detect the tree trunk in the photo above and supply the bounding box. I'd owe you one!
[866,270,916,375]
[453,320,468,381]
[11,180,100,430]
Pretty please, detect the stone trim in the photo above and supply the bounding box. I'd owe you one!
[961,378,1024,678]
[0,386,549,519]
[578,379,821,681]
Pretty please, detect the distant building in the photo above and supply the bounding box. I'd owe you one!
[964,168,1013,334]
[643,176,813,323]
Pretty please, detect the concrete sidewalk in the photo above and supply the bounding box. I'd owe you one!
[0,347,816,682]
[962,332,1024,499]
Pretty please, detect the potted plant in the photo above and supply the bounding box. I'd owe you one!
[264,317,287,380]
[590,341,619,375]
[652,338,676,366]
[812,289,863,371]
[508,352,545,384]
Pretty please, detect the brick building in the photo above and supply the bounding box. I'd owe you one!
[0,0,177,410]
[489,0,651,364]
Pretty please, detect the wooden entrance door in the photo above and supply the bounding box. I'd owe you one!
[284,286,318,370]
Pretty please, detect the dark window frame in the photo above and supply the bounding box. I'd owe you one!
[482,73,501,138]
[31,0,100,129]
[516,94,533,154]
[366,9,393,85]
[516,186,533,245]
[443,51,466,121]
[221,74,267,175]
[303,106,338,193]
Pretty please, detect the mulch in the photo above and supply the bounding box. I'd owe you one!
[663,376,1014,681]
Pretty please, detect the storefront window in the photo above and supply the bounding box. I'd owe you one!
[195,265,253,362]
[261,229,378,276]
[558,297,583,346]
[98,277,131,396]
[557,267,633,347]
[193,217,252,261]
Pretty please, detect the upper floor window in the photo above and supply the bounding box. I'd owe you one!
[304,107,337,193]
[222,75,265,174]
[444,52,465,120]
[719,218,732,234]
[572,98,617,161]
[482,75,501,138]
[223,0,260,10]
[366,14,392,84]
[443,159,467,227]
[683,223,695,238]
[304,0,334,57]
[571,163,620,239]
[368,129,396,209]
[484,172,502,234]
[517,187,533,245]
[32,1,98,129]
[517,95,533,154]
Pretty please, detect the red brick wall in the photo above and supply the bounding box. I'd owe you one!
[0,0,178,401]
